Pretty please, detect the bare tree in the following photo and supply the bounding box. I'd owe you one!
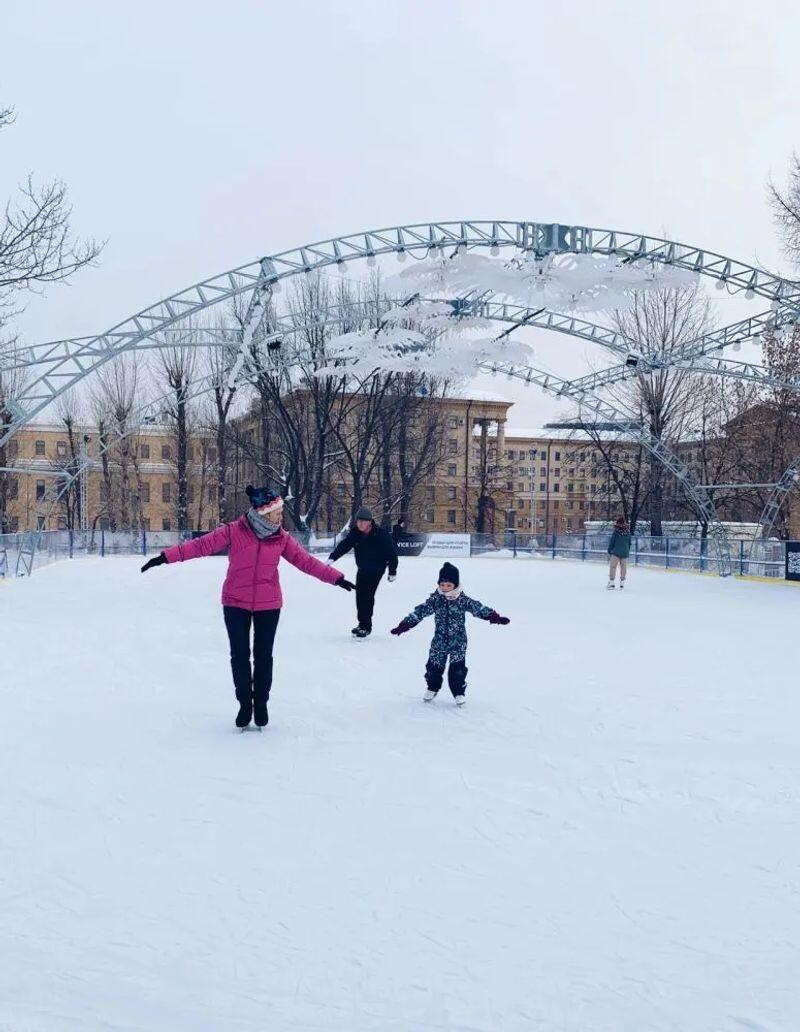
[159,346,196,533]
[0,359,28,531]
[0,103,102,351]
[91,355,141,529]
[769,154,800,265]
[606,284,713,534]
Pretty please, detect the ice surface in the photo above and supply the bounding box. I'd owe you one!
[1,557,798,1030]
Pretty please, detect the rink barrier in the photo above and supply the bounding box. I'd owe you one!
[0,528,789,580]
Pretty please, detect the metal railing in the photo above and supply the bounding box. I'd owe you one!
[469,531,786,578]
[0,527,787,580]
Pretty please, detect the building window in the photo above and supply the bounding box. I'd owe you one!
[8,477,18,500]
[554,451,561,460]
[37,516,46,531]
[517,499,524,509]
[162,482,171,503]
[8,440,18,457]
[142,517,151,531]
[448,439,458,455]
[425,509,434,523]
[447,464,457,477]
[426,486,435,501]
[567,483,574,492]
[35,440,45,456]
[140,482,150,503]
[448,417,458,430]
[540,467,546,476]
[187,446,194,461]
[506,481,513,491]
[447,509,456,524]
[161,445,171,461]
[162,518,171,531]
[508,449,516,459]
[553,484,560,493]
[36,480,45,500]
[554,468,560,477]
[540,482,546,492]
[447,486,456,500]
[56,440,67,458]
[140,443,150,459]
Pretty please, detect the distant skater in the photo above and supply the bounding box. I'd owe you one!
[607,516,632,590]
[141,486,354,729]
[390,562,509,705]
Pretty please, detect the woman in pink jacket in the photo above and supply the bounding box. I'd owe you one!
[141,486,354,730]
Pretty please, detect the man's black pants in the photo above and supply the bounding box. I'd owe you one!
[223,606,280,704]
[356,570,384,631]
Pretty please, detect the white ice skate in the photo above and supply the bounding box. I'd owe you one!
[619,581,625,590]
[423,690,437,703]
[606,581,615,590]
[455,695,466,706]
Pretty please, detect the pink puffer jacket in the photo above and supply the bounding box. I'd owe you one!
[163,517,343,611]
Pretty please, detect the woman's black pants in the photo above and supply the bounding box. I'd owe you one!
[223,606,281,704]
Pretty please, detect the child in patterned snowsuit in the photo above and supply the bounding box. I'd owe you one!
[390,562,510,705]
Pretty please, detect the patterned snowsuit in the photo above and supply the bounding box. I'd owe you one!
[401,591,494,697]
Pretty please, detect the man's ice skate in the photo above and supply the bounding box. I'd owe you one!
[454,694,466,706]
[606,581,615,590]
[423,689,437,703]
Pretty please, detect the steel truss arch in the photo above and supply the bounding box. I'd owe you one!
[25,305,731,576]
[3,219,799,446]
[481,359,732,575]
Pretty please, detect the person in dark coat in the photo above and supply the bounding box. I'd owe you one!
[390,562,510,705]
[607,516,632,590]
[328,506,398,637]
[392,518,406,542]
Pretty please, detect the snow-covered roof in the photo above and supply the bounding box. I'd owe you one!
[448,387,513,404]
[475,425,636,443]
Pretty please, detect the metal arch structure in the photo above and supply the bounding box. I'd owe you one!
[3,218,800,447]
[480,358,733,574]
[22,307,734,577]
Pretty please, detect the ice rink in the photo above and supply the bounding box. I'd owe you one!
[1,554,798,1031]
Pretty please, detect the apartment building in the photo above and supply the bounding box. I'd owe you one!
[501,428,640,536]
[0,424,220,533]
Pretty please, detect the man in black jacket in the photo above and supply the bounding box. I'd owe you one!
[329,507,398,637]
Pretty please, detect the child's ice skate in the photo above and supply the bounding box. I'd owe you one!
[454,694,466,706]
[423,689,437,703]
[606,580,615,590]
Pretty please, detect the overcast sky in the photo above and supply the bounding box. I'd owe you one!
[4,0,800,424]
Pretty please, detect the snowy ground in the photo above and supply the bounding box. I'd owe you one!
[1,556,799,1031]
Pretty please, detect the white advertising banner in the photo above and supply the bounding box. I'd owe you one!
[395,533,471,558]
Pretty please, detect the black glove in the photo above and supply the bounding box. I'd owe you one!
[141,553,167,573]
[488,611,510,625]
[336,577,355,592]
